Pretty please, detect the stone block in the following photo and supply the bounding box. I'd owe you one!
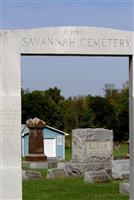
[22,170,41,180]
[65,163,82,177]
[72,128,113,163]
[69,128,113,175]
[84,169,111,183]
[22,161,48,169]
[112,159,129,179]
[57,162,66,169]
[47,158,58,168]
[120,182,129,195]
[47,168,68,179]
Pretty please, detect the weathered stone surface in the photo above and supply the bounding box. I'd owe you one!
[112,159,129,179]
[26,117,46,128]
[22,170,41,180]
[47,168,68,179]
[22,161,48,169]
[22,159,58,169]
[65,162,112,177]
[0,27,133,199]
[84,169,111,183]
[72,128,113,163]
[26,117,46,129]
[25,117,47,162]
[65,162,81,177]
[57,162,66,169]
[48,161,57,169]
[120,182,129,195]
[68,128,113,175]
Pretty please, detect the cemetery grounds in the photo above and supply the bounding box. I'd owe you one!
[22,143,129,200]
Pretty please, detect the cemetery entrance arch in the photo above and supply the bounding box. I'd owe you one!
[0,27,133,200]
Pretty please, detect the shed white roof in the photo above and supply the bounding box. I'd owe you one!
[21,124,69,136]
[21,124,29,134]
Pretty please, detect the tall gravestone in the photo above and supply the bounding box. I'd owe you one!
[66,128,113,176]
[25,117,47,161]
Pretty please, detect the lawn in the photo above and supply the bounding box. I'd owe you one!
[23,178,128,200]
[65,148,72,161]
[22,144,129,200]
[113,143,128,159]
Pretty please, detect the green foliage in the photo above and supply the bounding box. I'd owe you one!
[87,95,113,128]
[22,82,129,141]
[22,87,65,129]
[23,178,128,200]
[103,83,129,141]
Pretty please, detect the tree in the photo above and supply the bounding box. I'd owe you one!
[103,83,129,141]
[21,87,65,129]
[114,83,129,141]
[22,83,129,141]
[87,95,113,128]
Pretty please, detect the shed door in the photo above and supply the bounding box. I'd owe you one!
[44,138,56,157]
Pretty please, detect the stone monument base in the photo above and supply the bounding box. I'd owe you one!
[84,169,111,183]
[47,168,69,179]
[22,170,42,180]
[22,161,48,169]
[120,182,129,195]
[25,154,47,162]
[112,159,129,179]
[65,162,112,177]
[22,157,59,169]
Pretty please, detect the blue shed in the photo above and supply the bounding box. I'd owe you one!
[21,124,68,160]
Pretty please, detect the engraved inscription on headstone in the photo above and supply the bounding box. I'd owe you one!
[86,141,112,158]
[72,128,113,163]
[65,128,113,176]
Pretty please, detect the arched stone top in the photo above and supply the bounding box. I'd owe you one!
[1,26,133,55]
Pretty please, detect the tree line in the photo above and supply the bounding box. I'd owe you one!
[22,82,129,141]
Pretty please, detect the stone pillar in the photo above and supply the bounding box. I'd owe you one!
[25,117,47,161]
[125,140,129,159]
[129,55,134,200]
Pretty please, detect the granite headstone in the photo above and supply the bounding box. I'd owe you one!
[66,128,113,176]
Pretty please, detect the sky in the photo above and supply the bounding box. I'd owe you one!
[1,1,133,98]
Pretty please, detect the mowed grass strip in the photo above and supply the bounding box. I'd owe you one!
[23,177,128,200]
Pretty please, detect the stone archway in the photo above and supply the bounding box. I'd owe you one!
[0,27,133,200]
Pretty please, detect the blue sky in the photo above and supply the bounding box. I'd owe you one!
[1,1,133,98]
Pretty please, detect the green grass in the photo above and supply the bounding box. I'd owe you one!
[65,143,128,161]
[113,143,128,159]
[22,144,129,199]
[23,178,128,200]
[65,148,72,161]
